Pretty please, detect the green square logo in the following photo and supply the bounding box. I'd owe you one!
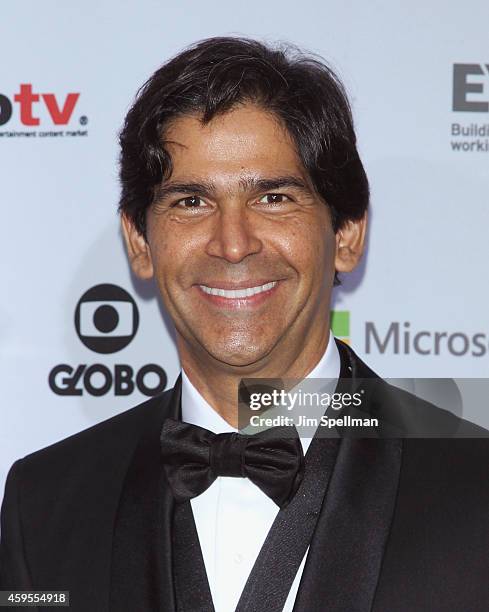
[330,310,350,341]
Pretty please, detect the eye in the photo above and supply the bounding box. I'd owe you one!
[257,193,291,206]
[172,195,205,209]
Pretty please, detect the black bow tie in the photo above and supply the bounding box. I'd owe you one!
[160,418,305,508]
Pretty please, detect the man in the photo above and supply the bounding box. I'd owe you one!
[1,37,489,612]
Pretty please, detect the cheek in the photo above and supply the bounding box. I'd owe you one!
[147,220,193,278]
[279,218,336,278]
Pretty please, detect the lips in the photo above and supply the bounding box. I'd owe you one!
[198,281,277,299]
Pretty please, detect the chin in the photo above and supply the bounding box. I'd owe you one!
[205,338,275,369]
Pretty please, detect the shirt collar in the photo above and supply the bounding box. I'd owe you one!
[181,330,341,438]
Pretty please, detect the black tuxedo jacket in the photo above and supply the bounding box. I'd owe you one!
[1,339,489,611]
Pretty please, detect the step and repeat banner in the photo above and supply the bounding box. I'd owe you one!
[1,1,488,497]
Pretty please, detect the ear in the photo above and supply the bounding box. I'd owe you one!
[121,213,154,279]
[334,212,368,273]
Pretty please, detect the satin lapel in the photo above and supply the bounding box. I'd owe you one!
[109,375,182,612]
[334,338,380,380]
[292,342,403,612]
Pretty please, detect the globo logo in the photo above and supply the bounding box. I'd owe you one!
[48,363,167,397]
[48,284,168,397]
[74,284,139,354]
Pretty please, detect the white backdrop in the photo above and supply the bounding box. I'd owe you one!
[1,0,488,501]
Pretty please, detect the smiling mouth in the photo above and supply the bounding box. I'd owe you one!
[198,281,278,299]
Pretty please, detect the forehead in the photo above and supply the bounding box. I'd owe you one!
[162,104,306,182]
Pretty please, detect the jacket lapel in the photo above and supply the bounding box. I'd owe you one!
[109,375,182,612]
[292,341,403,612]
[109,340,402,612]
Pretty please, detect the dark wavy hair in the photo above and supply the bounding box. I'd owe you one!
[118,36,369,249]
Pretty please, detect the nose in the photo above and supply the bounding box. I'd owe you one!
[205,204,263,263]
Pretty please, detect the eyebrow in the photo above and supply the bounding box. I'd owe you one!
[153,175,310,202]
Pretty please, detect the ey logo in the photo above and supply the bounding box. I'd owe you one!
[452,64,489,112]
[330,310,350,344]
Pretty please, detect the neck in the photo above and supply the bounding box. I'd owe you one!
[177,327,331,428]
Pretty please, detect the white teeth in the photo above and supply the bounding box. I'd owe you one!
[199,281,277,298]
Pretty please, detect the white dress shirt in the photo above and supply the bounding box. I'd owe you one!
[180,331,341,612]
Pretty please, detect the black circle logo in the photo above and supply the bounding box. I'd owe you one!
[74,284,139,354]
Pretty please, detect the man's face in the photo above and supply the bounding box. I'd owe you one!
[128,104,343,370]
